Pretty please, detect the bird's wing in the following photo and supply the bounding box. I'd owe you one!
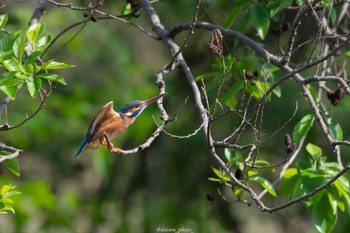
[86,101,119,140]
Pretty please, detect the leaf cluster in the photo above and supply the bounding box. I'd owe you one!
[0,14,74,100]
[282,144,350,233]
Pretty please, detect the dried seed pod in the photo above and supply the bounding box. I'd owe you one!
[284,134,292,146]
[286,143,297,154]
[208,29,223,56]
[271,25,281,37]
[90,15,97,22]
[327,87,345,106]
[281,23,290,32]
[335,87,345,100]
[244,71,254,80]
[83,12,89,18]
[206,193,215,202]
[334,50,342,56]
[235,168,243,180]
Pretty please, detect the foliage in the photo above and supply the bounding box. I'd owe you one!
[282,143,350,233]
[0,185,20,214]
[209,149,277,198]
[0,14,74,100]
[0,12,74,217]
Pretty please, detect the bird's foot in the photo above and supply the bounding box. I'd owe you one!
[103,132,121,154]
[107,143,121,153]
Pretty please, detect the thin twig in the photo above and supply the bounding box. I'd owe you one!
[166,0,201,69]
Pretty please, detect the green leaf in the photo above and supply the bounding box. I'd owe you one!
[222,80,244,108]
[249,160,271,167]
[0,32,20,52]
[195,72,220,81]
[224,148,233,162]
[292,114,313,143]
[224,2,248,28]
[211,167,231,182]
[3,57,21,72]
[121,3,132,15]
[36,35,51,49]
[0,198,13,204]
[246,81,272,100]
[13,33,25,61]
[307,84,318,101]
[0,71,17,85]
[1,185,13,196]
[270,0,291,17]
[306,143,322,160]
[326,117,343,141]
[24,50,42,65]
[301,169,325,180]
[247,170,257,177]
[237,11,250,34]
[0,14,8,30]
[250,176,277,197]
[24,63,34,74]
[345,51,350,57]
[224,150,243,168]
[262,63,280,74]
[330,8,337,26]
[333,180,350,208]
[1,189,20,198]
[312,194,337,233]
[234,187,244,197]
[0,206,15,214]
[280,173,301,197]
[0,51,14,61]
[208,177,222,182]
[283,167,298,179]
[272,85,281,97]
[26,75,42,97]
[295,0,304,6]
[37,73,67,85]
[2,158,20,177]
[249,4,270,40]
[0,84,19,100]
[327,187,345,213]
[0,76,20,88]
[41,60,75,70]
[26,23,45,42]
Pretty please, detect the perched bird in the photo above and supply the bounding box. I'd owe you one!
[75,94,165,157]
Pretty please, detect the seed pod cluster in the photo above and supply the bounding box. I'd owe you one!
[327,87,345,106]
[284,133,297,154]
[271,23,290,37]
[284,134,292,146]
[244,69,259,80]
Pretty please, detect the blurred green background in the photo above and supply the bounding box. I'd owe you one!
[1,1,350,233]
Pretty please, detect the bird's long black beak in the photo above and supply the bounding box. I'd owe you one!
[142,93,166,107]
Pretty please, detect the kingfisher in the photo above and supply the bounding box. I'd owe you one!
[75,94,165,157]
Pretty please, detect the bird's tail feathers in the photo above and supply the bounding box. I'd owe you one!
[74,136,88,157]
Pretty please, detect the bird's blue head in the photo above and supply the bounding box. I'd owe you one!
[118,94,165,118]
